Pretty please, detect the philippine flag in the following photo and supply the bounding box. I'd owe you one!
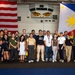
[58,3,75,36]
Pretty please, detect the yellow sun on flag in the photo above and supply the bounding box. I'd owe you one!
[66,14,75,28]
[61,4,65,9]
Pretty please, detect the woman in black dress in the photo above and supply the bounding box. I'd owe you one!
[2,34,9,61]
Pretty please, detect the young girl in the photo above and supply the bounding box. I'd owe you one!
[52,34,58,62]
[18,35,26,62]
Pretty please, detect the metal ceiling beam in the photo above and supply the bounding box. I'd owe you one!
[17,1,75,5]
[1,0,75,5]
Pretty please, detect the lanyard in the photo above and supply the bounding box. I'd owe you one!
[47,36,50,43]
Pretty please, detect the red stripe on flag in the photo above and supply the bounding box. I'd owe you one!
[0,19,18,22]
[0,25,18,28]
[0,7,17,11]
[0,1,18,32]
[0,1,17,5]
[0,13,17,16]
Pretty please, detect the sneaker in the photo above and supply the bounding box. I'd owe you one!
[61,60,64,63]
[74,60,75,62]
[54,60,57,62]
[52,60,55,63]
[46,58,48,62]
[42,60,45,62]
[28,60,31,63]
[49,58,52,61]
[31,60,34,62]
[59,59,62,62]
[36,60,39,62]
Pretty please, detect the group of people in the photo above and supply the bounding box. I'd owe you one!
[0,29,75,63]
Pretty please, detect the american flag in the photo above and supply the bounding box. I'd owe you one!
[0,1,18,33]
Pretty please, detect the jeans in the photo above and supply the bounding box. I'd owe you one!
[52,46,57,61]
[45,46,52,60]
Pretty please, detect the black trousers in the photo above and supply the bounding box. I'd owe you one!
[58,44,64,60]
[72,46,75,60]
[10,49,18,61]
[28,45,34,60]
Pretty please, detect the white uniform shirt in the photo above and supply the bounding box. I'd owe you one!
[44,35,52,47]
[58,36,66,44]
